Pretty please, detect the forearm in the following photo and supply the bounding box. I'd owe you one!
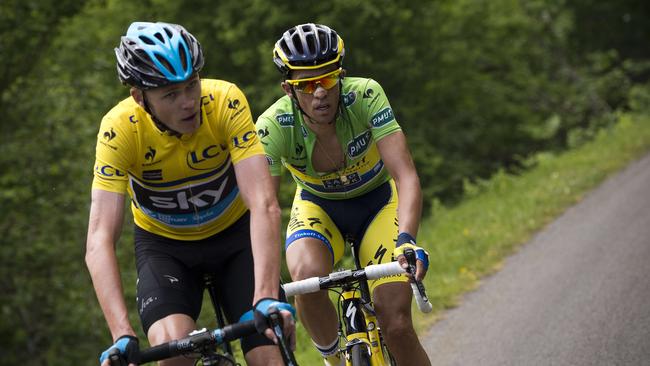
[249,200,283,302]
[86,238,135,340]
[395,174,423,237]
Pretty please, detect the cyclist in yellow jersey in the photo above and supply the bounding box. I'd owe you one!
[257,24,431,365]
[85,22,295,366]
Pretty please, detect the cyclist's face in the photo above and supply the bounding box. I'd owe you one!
[140,75,202,134]
[282,66,343,125]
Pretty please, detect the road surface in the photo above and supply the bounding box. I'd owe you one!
[423,154,650,366]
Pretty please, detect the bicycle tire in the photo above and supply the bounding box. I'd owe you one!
[349,343,371,366]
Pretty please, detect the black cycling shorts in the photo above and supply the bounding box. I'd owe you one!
[134,212,279,354]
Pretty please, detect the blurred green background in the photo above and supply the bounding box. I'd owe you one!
[2,0,650,364]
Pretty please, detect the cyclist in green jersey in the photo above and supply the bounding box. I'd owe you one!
[256,23,431,366]
[85,22,295,366]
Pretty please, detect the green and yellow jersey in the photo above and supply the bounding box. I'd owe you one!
[255,77,401,199]
[92,79,262,240]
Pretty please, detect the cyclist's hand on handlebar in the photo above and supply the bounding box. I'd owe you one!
[394,232,429,281]
[240,298,297,351]
[99,335,139,366]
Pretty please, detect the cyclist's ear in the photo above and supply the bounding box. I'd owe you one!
[130,88,145,108]
[281,82,293,98]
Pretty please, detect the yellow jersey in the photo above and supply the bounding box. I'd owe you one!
[92,79,262,240]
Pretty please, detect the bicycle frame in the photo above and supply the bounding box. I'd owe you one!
[339,283,390,365]
[336,237,393,366]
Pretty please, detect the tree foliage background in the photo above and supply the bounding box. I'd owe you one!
[1,0,649,364]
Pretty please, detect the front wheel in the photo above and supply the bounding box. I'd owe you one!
[349,343,371,366]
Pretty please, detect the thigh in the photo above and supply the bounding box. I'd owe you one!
[285,187,345,268]
[358,181,408,291]
[135,245,204,335]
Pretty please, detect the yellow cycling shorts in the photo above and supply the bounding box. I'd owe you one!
[285,180,407,292]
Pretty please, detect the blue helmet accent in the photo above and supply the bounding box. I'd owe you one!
[115,22,204,89]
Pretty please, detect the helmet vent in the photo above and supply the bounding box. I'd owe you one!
[139,35,155,45]
[179,46,189,70]
[155,54,173,75]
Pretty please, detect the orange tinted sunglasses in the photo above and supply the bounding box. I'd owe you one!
[286,68,342,94]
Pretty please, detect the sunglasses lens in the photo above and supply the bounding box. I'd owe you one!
[292,71,340,94]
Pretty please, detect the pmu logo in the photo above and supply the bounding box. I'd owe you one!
[232,130,257,149]
[371,107,395,128]
[145,146,156,162]
[228,98,240,109]
[347,130,371,158]
[187,144,221,170]
[276,113,294,127]
[342,91,356,107]
[103,128,116,141]
[95,164,125,177]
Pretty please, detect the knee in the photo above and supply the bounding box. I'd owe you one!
[377,309,414,340]
[286,240,332,280]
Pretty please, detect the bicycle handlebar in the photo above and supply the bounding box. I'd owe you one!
[282,261,432,313]
[137,320,257,363]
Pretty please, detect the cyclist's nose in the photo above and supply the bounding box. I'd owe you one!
[312,83,328,99]
[180,91,196,110]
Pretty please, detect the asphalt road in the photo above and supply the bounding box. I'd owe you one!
[423,153,650,366]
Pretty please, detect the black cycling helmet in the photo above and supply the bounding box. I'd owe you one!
[273,23,345,78]
[115,22,204,89]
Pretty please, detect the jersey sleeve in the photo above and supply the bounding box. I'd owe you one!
[255,109,287,177]
[222,84,264,164]
[363,78,402,141]
[91,114,134,193]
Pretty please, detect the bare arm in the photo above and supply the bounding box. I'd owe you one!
[234,155,283,302]
[377,131,423,237]
[84,189,135,341]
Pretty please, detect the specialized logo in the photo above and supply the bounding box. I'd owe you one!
[95,164,126,178]
[342,91,356,107]
[347,130,372,158]
[232,130,257,149]
[371,107,395,128]
[345,302,358,331]
[374,244,388,264]
[228,98,240,109]
[276,113,294,127]
[103,128,116,141]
